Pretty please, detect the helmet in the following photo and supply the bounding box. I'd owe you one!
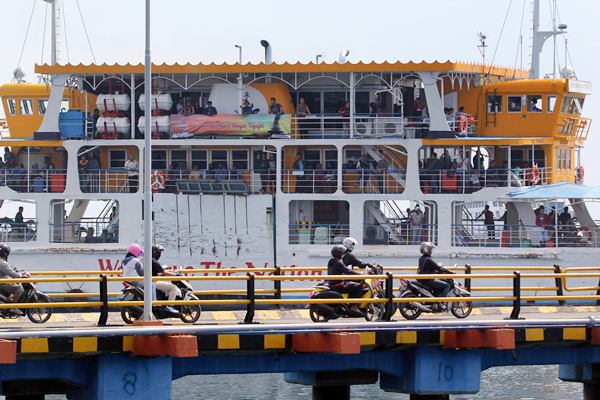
[126,243,144,258]
[0,243,10,260]
[420,242,436,255]
[342,237,357,252]
[152,244,165,260]
[331,244,346,259]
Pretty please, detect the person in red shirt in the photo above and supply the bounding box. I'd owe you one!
[476,205,496,239]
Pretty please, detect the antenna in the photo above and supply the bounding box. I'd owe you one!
[477,32,488,70]
[42,0,60,65]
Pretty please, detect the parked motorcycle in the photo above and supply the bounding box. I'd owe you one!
[397,274,472,320]
[308,264,387,322]
[120,278,201,324]
[0,281,53,323]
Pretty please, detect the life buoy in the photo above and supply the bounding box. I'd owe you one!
[578,225,592,243]
[151,170,167,192]
[531,164,541,185]
[576,166,585,183]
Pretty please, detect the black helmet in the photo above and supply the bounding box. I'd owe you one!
[0,243,10,260]
[420,242,436,255]
[152,244,165,260]
[331,244,346,259]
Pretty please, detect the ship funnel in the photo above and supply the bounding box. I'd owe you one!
[338,50,350,64]
[260,40,272,64]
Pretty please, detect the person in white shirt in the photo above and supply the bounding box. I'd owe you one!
[124,155,139,193]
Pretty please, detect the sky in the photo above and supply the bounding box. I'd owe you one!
[0,0,598,182]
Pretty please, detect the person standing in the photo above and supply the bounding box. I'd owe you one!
[292,152,306,193]
[476,204,496,240]
[124,154,139,193]
[409,205,425,244]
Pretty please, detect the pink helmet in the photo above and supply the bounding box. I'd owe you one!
[127,243,144,258]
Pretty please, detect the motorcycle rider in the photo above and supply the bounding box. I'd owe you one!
[122,243,179,315]
[0,243,27,315]
[417,242,452,303]
[151,244,182,302]
[327,244,365,317]
[342,237,372,269]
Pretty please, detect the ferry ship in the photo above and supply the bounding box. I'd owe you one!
[0,0,594,294]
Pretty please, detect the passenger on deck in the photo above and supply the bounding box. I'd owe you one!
[409,205,425,244]
[476,205,496,240]
[292,153,306,193]
[204,101,218,116]
[188,164,202,180]
[214,163,228,181]
[181,98,195,116]
[3,148,15,169]
[241,99,254,115]
[535,205,551,244]
[269,98,283,115]
[338,102,350,118]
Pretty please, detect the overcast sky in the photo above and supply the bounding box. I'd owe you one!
[0,0,598,181]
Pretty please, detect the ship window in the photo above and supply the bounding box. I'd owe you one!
[324,149,338,170]
[573,97,584,115]
[170,150,187,169]
[0,200,37,242]
[191,150,207,170]
[486,95,502,113]
[289,200,349,245]
[507,96,522,113]
[109,150,127,169]
[526,96,542,112]
[6,99,16,116]
[303,149,321,169]
[152,150,167,169]
[20,99,34,115]
[324,92,348,114]
[210,150,227,168]
[560,96,571,114]
[547,96,557,112]
[38,99,48,115]
[231,150,248,170]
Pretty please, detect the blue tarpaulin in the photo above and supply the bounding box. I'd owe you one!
[508,183,600,199]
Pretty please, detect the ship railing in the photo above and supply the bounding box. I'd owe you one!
[419,167,551,193]
[363,223,437,245]
[559,116,592,139]
[6,267,600,323]
[282,169,337,194]
[80,168,129,193]
[49,219,117,244]
[288,223,349,245]
[451,223,599,248]
[0,168,67,193]
[341,169,406,194]
[0,219,37,242]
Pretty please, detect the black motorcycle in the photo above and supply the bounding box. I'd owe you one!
[397,275,472,320]
[308,265,387,322]
[0,281,52,323]
[120,279,201,324]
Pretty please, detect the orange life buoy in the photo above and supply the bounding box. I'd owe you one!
[151,170,167,192]
[576,166,585,183]
[531,164,541,185]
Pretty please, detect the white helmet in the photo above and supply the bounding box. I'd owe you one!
[342,237,357,251]
[420,241,436,255]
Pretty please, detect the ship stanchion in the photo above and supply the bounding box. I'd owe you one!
[97,275,109,326]
[382,272,395,321]
[274,266,282,309]
[553,264,565,306]
[507,271,522,320]
[464,264,472,292]
[243,273,256,324]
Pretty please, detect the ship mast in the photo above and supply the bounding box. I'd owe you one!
[42,0,61,65]
[530,0,566,79]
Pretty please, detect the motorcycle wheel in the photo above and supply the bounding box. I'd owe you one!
[450,295,473,319]
[398,292,422,320]
[180,294,201,323]
[121,307,141,324]
[364,302,385,321]
[309,305,329,323]
[26,293,52,324]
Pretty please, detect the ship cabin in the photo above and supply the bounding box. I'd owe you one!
[0,60,594,256]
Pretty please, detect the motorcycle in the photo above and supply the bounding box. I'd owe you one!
[120,278,201,324]
[308,264,388,322]
[397,272,472,320]
[0,281,53,323]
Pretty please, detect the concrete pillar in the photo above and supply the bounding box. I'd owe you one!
[66,354,172,400]
[312,385,350,400]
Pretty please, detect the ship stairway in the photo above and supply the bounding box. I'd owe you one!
[361,145,406,188]
[452,205,477,247]
[364,200,407,245]
[100,200,119,233]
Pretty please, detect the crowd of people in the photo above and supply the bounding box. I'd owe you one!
[0,148,65,193]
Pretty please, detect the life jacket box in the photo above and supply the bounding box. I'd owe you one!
[50,174,65,193]
[59,110,85,139]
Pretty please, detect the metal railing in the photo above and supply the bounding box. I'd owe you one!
[341,169,406,194]
[0,220,37,242]
[289,223,349,245]
[49,218,117,243]
[452,223,599,248]
[4,264,600,325]
[364,223,437,245]
[283,169,337,193]
[0,169,67,193]
[419,167,551,193]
